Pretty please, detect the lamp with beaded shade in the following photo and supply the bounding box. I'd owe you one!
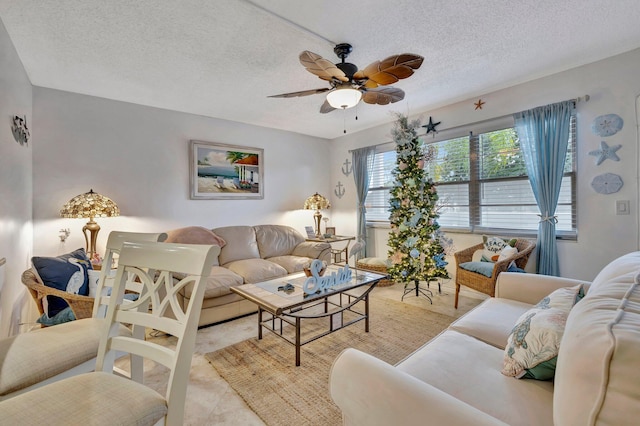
[60,189,120,261]
[303,192,330,238]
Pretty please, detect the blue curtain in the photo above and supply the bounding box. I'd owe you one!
[514,100,573,276]
[352,146,376,257]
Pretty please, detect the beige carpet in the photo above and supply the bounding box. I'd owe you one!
[205,295,459,426]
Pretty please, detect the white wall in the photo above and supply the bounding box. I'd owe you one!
[32,88,332,258]
[329,48,640,281]
[0,19,33,337]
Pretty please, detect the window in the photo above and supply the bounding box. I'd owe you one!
[365,116,577,238]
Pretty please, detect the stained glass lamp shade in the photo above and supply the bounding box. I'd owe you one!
[60,189,120,260]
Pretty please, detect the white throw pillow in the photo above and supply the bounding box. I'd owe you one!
[502,284,583,380]
[498,246,518,262]
[482,236,516,262]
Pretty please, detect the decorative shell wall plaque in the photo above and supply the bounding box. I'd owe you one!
[591,173,623,194]
[591,114,623,137]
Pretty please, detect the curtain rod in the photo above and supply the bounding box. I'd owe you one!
[349,94,590,152]
[347,95,591,154]
[420,95,590,137]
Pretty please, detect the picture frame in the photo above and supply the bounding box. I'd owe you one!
[325,227,336,237]
[190,140,264,200]
[305,226,316,239]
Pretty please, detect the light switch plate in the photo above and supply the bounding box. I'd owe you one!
[616,200,630,215]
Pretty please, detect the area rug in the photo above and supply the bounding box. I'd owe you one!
[205,296,457,426]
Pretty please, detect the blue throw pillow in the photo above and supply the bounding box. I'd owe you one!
[459,261,495,277]
[36,306,77,326]
[507,264,526,273]
[31,248,92,316]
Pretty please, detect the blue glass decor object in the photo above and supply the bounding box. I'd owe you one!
[591,173,623,194]
[591,114,623,137]
[588,141,621,165]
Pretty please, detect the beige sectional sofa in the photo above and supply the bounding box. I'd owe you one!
[330,252,640,425]
[170,225,331,326]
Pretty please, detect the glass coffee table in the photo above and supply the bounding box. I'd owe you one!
[230,265,386,366]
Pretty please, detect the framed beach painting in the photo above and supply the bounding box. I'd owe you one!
[190,140,264,200]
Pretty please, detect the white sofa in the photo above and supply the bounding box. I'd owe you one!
[173,225,331,326]
[329,252,640,425]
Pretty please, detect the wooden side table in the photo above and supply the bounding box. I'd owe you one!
[306,235,355,264]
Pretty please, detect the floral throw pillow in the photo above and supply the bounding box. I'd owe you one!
[502,284,583,380]
[482,236,517,262]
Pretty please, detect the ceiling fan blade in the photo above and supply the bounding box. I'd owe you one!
[355,54,424,86]
[268,88,330,98]
[361,87,405,105]
[320,100,336,114]
[299,51,349,82]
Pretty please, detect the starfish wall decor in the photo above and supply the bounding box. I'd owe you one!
[422,116,441,134]
[588,141,621,165]
[474,99,485,110]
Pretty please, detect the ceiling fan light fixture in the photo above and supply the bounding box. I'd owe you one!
[326,87,362,109]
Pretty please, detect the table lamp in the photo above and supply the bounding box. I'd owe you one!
[303,192,331,238]
[60,189,120,261]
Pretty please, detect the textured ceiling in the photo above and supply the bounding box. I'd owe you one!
[2,0,640,139]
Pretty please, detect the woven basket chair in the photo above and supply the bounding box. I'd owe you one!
[453,238,536,308]
[22,269,95,321]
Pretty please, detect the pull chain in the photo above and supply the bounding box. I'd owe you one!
[343,108,347,133]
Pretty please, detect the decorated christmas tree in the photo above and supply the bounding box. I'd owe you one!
[387,114,449,288]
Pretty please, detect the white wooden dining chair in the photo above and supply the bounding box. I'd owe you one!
[0,240,220,425]
[0,231,166,401]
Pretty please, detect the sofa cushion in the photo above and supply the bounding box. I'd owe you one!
[180,266,244,299]
[224,258,288,283]
[397,330,554,425]
[502,284,582,380]
[213,226,261,265]
[266,255,310,274]
[554,252,640,425]
[449,298,532,349]
[254,225,304,259]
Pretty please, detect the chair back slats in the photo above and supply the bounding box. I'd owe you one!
[95,240,219,425]
[107,337,175,369]
[93,232,167,318]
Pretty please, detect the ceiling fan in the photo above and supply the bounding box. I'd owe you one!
[269,43,424,113]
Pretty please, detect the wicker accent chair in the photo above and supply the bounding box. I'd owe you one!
[454,238,536,308]
[22,269,95,320]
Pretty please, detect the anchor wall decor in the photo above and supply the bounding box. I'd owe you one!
[341,159,352,176]
[334,181,345,198]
